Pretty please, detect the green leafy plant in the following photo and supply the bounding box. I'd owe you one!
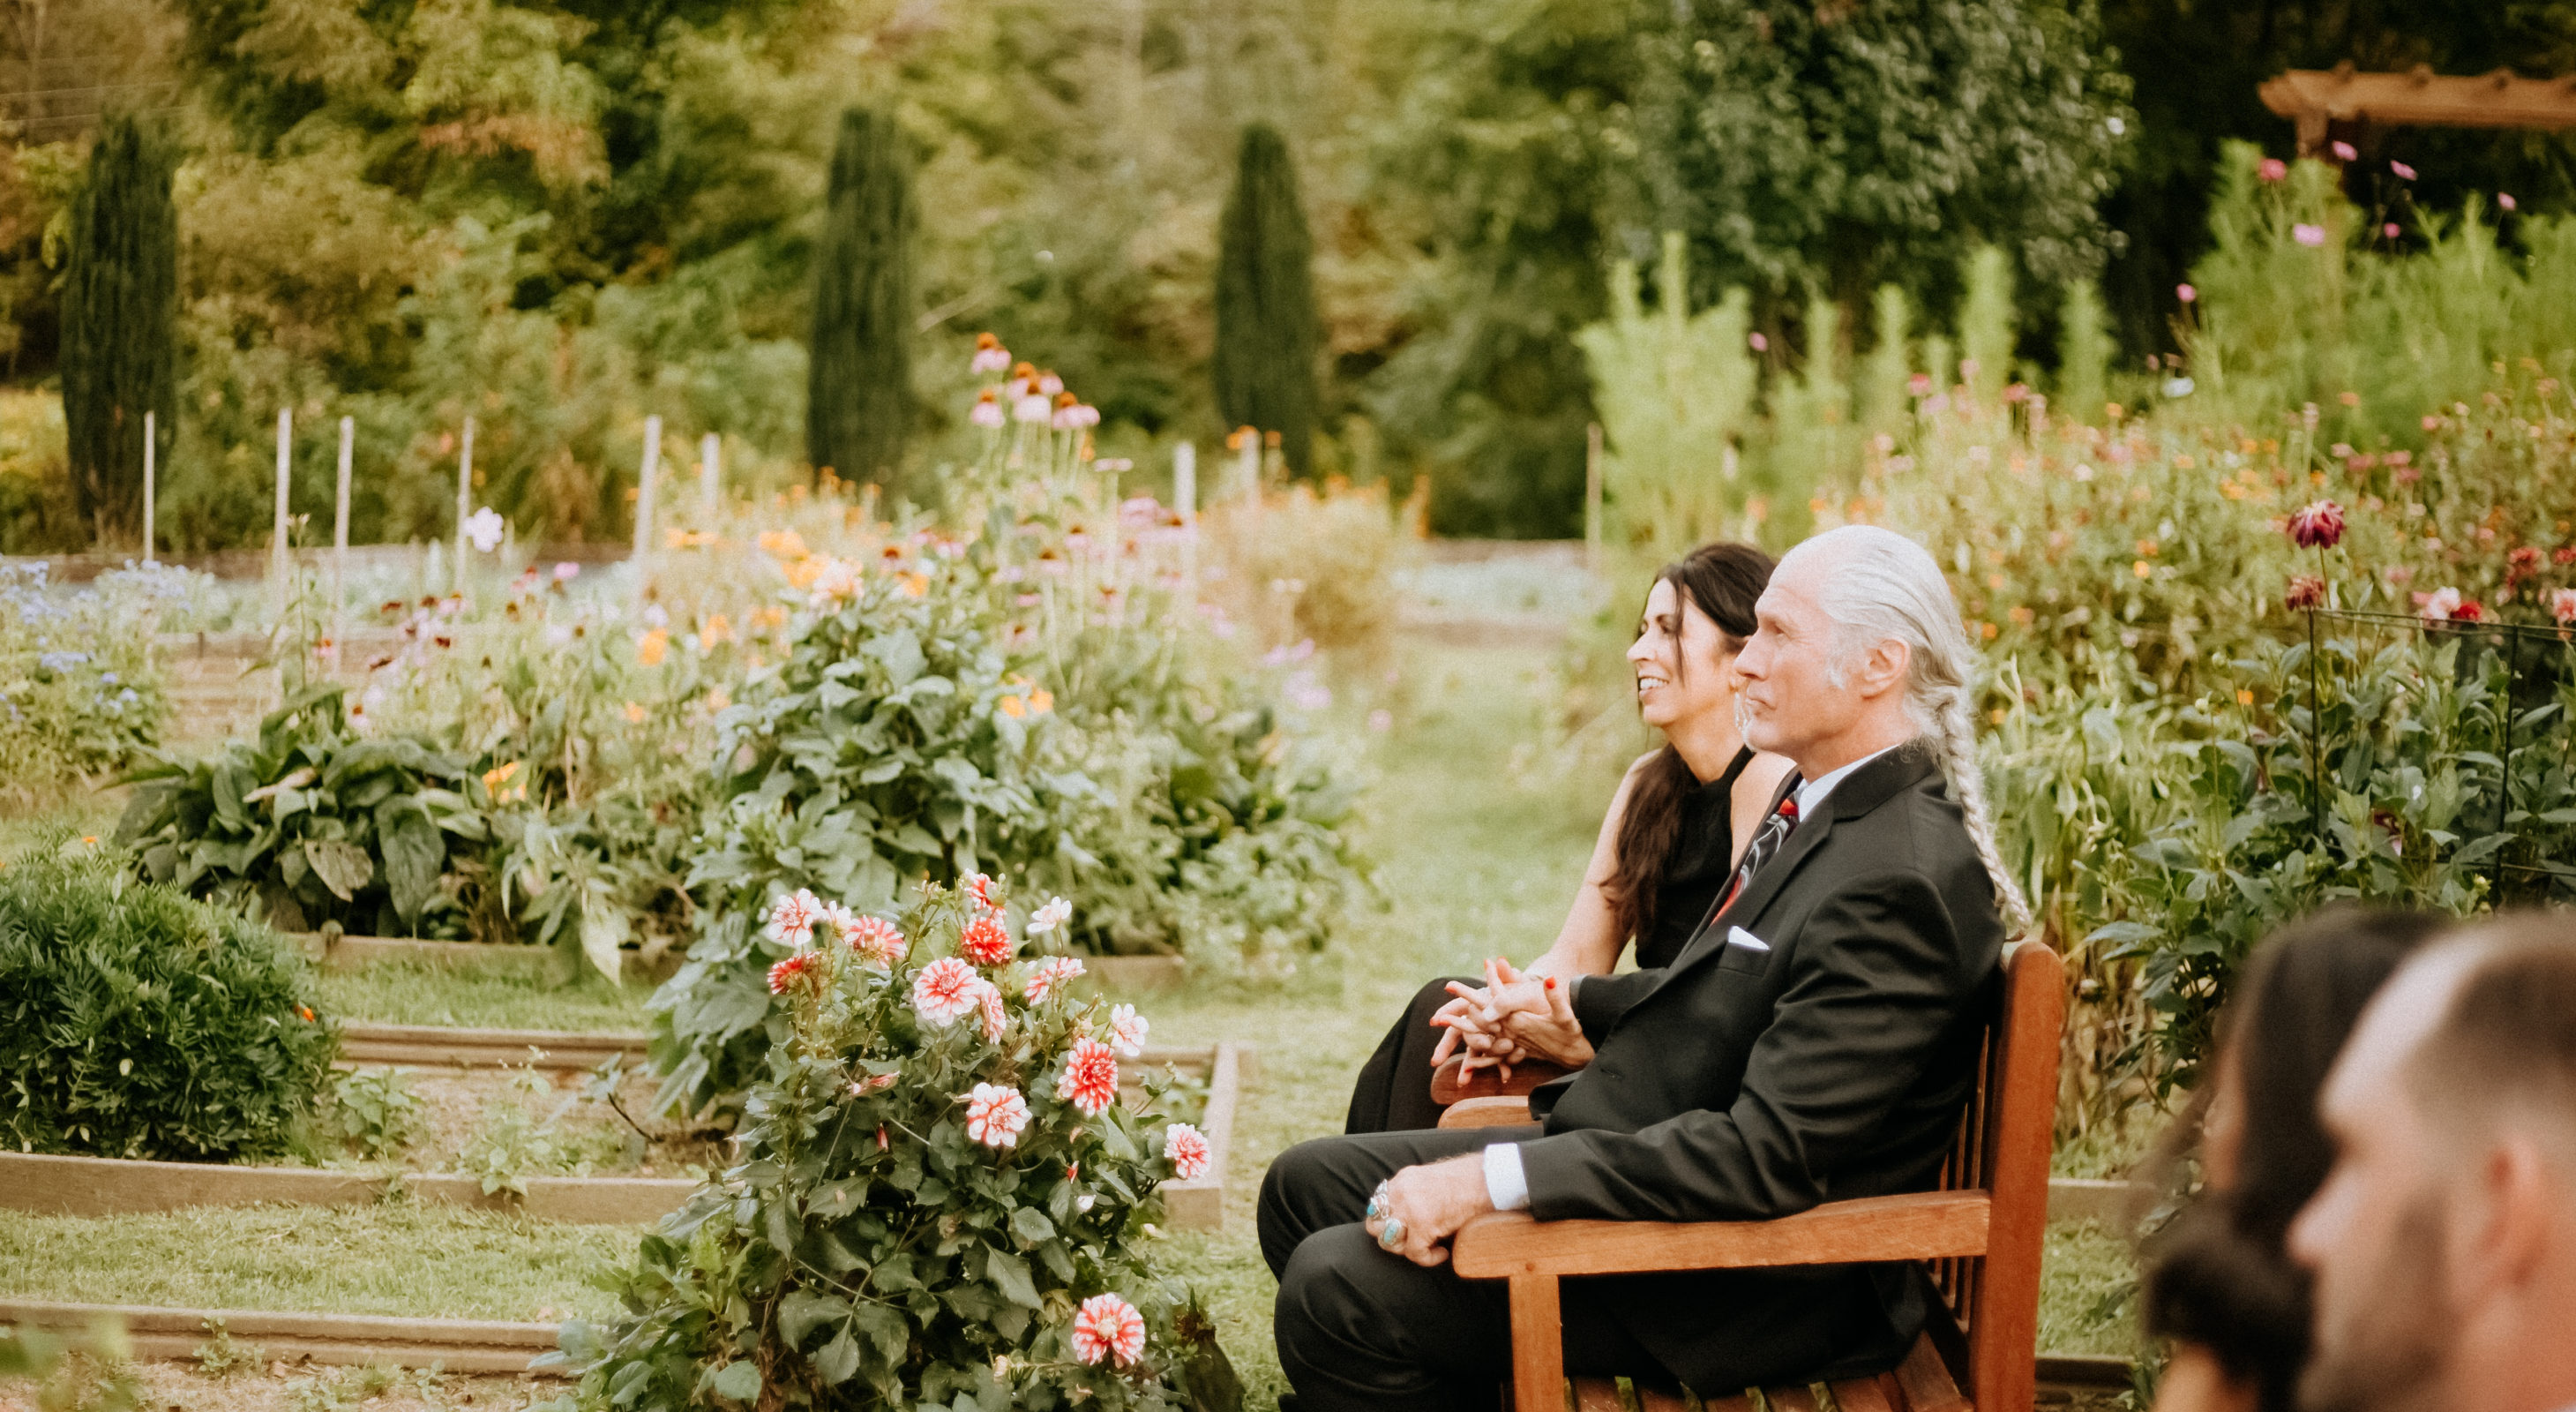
[191,1318,267,1379]
[0,561,189,810]
[117,683,479,937]
[0,834,337,1160]
[554,878,1231,1411]
[326,1067,423,1160]
[0,1316,145,1412]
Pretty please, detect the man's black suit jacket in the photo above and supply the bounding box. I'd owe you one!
[1510,740,2007,1392]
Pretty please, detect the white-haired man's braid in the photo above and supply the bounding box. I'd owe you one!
[1788,525,2034,937]
[1930,679,2033,937]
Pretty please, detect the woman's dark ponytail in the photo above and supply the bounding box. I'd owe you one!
[1603,543,1774,944]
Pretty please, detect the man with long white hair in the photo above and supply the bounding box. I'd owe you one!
[1259,524,2027,1409]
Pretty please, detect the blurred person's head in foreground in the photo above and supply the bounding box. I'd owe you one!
[2141,907,2450,1412]
[2290,913,2576,1412]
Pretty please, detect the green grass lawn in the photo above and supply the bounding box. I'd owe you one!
[0,641,2144,1406]
[315,956,655,1032]
[0,1204,627,1322]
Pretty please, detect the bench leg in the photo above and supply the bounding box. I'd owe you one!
[1509,1273,1565,1412]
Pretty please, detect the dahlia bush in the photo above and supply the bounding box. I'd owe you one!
[556,878,1234,1412]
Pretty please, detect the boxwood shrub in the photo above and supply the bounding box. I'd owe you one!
[0,835,337,1160]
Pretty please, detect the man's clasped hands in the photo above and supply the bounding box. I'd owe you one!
[1352,958,1599,1270]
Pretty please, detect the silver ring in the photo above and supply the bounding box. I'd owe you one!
[1366,1181,1389,1220]
[1378,1217,1406,1250]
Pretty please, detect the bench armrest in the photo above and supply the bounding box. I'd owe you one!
[1429,1057,1572,1106]
[1437,1096,1536,1129]
[1449,1190,1990,1280]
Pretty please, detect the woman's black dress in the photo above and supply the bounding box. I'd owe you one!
[1341,747,1755,1134]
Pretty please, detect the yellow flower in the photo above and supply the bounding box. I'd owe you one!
[707,687,731,710]
[999,695,1027,718]
[623,702,648,724]
[758,530,809,560]
[2237,689,2256,705]
[483,761,522,789]
[1979,622,1999,640]
[2132,560,2152,579]
[638,629,670,666]
[1029,689,1052,714]
[700,612,734,646]
[899,572,929,597]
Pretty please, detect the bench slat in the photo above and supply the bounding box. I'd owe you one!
[1892,1333,1970,1412]
[1827,1374,1900,1412]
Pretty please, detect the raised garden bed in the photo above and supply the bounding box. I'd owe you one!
[294,933,1189,992]
[0,1042,1243,1230]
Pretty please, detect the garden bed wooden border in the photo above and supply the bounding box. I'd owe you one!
[0,1300,567,1376]
[0,1043,1241,1230]
[293,933,1189,991]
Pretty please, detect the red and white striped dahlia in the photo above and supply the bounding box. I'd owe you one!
[1059,1038,1120,1116]
[1070,1293,1145,1368]
[912,957,982,1025]
[1162,1123,1210,1181]
[965,1082,1031,1148]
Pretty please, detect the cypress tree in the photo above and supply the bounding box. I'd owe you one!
[1213,123,1320,479]
[61,115,176,549]
[806,107,916,494]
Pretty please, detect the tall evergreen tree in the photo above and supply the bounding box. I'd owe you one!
[807,107,915,492]
[61,115,177,548]
[1214,123,1321,479]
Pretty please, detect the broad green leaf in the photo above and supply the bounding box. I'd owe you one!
[303,838,374,902]
[375,797,445,927]
[707,1361,761,1402]
[984,1247,1040,1308]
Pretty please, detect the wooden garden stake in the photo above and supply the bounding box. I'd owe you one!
[333,416,353,647]
[271,408,291,621]
[140,409,154,565]
[1173,440,1197,588]
[700,432,721,523]
[1584,420,1604,573]
[632,415,662,612]
[453,416,475,596]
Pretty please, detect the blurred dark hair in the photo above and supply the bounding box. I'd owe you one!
[1603,542,1773,943]
[2142,905,2451,1411]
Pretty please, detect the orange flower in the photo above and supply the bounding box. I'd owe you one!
[999,695,1027,718]
[637,628,670,666]
[700,612,733,645]
[1029,689,1052,714]
[297,1005,316,1023]
[622,702,648,724]
[898,572,928,597]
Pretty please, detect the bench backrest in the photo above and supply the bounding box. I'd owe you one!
[1924,939,2064,1412]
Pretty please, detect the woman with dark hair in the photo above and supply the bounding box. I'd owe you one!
[1341,542,1793,1133]
[2140,906,2452,1412]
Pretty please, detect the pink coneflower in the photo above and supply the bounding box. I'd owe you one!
[2391,161,2416,180]
[970,332,1012,374]
[1748,332,1768,352]
[2501,192,2520,212]
[2385,222,2403,240]
[2175,283,2196,304]
[2287,500,2346,550]
[971,388,1006,428]
[2332,140,2357,162]
[1070,1294,1145,1368]
[1163,1123,1211,1181]
[2258,157,2288,183]
[2293,223,2327,247]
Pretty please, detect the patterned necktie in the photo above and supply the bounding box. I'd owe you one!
[1715,785,1802,920]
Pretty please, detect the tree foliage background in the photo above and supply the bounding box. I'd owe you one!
[3,0,2574,546]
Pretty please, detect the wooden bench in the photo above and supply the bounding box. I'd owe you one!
[1434,940,2065,1412]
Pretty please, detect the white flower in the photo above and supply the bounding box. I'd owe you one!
[1162,1122,1211,1181]
[1014,394,1052,424]
[913,957,983,1025]
[1108,1003,1149,1058]
[765,889,824,949]
[965,1083,1032,1148]
[1028,897,1073,936]
[465,507,506,553]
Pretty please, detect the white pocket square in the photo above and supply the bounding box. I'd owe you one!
[1725,927,1771,953]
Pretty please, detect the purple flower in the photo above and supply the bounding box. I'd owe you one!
[2175,283,2197,304]
[2390,161,2416,180]
[2293,223,2327,248]
[2332,140,2357,161]
[2501,192,2520,212]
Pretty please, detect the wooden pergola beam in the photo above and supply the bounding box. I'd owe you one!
[2261,64,2576,156]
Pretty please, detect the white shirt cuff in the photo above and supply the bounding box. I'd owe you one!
[1482,1139,1531,1212]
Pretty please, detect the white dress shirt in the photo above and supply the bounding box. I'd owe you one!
[1477,742,1905,1212]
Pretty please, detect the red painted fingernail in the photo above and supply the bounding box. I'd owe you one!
[1544,977,1557,989]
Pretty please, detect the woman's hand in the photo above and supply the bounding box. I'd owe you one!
[1434,959,1534,1075]
[1494,973,1595,1069]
